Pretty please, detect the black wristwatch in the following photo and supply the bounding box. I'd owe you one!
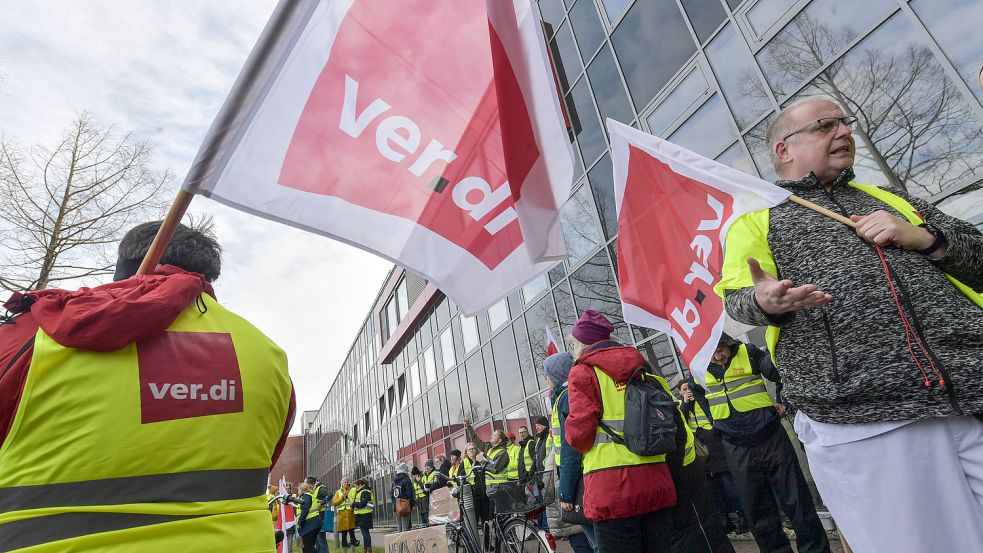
[916,223,946,257]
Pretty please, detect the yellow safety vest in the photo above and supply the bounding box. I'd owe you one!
[521,438,537,474]
[550,388,568,468]
[685,401,713,432]
[715,183,983,362]
[681,411,697,467]
[0,293,291,552]
[703,345,773,420]
[303,491,321,522]
[311,484,324,515]
[413,480,426,500]
[582,367,667,474]
[484,446,512,485]
[462,457,475,484]
[337,487,354,510]
[505,443,520,480]
[353,489,374,516]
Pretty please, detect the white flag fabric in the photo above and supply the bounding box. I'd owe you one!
[183,0,573,315]
[607,119,790,383]
[277,476,295,531]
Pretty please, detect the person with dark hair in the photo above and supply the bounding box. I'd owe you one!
[0,220,294,551]
[351,479,374,553]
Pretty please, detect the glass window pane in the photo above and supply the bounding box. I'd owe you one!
[756,0,897,100]
[423,346,438,387]
[588,154,618,239]
[706,24,772,130]
[569,77,606,164]
[587,44,634,125]
[600,0,631,22]
[443,370,464,426]
[715,141,759,177]
[680,0,727,43]
[512,316,543,396]
[559,184,605,265]
[570,0,606,61]
[911,0,983,107]
[612,0,697,111]
[789,13,983,198]
[427,387,444,439]
[725,0,743,10]
[568,250,632,343]
[397,279,409,319]
[745,0,801,39]
[637,334,679,379]
[645,64,712,136]
[409,361,420,398]
[938,186,983,230]
[743,111,778,181]
[539,0,567,32]
[461,315,480,353]
[440,327,456,371]
[465,353,491,420]
[549,261,567,285]
[553,279,577,339]
[525,293,561,369]
[386,299,398,337]
[550,21,582,94]
[491,329,526,407]
[487,299,510,331]
[481,345,503,412]
[667,94,738,159]
[398,375,408,408]
[521,274,549,304]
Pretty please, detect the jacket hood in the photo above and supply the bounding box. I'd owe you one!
[3,265,212,352]
[577,342,647,381]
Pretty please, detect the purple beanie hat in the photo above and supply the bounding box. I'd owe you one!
[572,309,614,345]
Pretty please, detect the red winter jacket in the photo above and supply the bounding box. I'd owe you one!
[564,341,676,522]
[0,266,295,462]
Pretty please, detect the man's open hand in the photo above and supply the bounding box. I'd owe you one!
[748,257,832,315]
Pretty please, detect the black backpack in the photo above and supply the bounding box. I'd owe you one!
[599,366,677,456]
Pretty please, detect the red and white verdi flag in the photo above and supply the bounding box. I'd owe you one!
[545,326,559,356]
[184,0,573,315]
[277,476,295,532]
[606,120,790,381]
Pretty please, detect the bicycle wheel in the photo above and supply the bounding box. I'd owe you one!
[500,518,554,553]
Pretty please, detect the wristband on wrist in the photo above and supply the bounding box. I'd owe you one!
[916,223,946,257]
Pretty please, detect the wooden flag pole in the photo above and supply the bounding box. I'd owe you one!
[136,189,195,275]
[788,194,857,228]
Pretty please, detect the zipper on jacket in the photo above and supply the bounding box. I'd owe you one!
[821,312,840,383]
[0,337,35,381]
[890,267,962,415]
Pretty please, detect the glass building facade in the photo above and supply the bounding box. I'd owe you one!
[305,0,983,527]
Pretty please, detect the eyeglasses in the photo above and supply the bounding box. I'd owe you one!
[782,116,858,141]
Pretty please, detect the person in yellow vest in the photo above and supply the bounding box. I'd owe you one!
[677,380,748,536]
[351,479,374,553]
[717,95,983,553]
[296,482,323,553]
[411,467,429,526]
[0,221,294,552]
[698,333,827,553]
[333,477,359,551]
[447,449,464,482]
[464,421,520,515]
[564,310,676,553]
[303,476,329,553]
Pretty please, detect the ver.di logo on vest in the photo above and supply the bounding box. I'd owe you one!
[137,331,245,423]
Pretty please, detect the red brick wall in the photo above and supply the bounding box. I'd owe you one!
[270,435,305,489]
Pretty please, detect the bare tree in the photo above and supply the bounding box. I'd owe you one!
[0,113,171,291]
[747,13,983,196]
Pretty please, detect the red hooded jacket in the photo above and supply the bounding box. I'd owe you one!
[0,266,295,462]
[564,341,676,521]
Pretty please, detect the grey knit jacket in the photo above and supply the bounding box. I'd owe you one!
[725,169,983,424]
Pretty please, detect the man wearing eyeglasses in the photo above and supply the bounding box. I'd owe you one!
[717,95,983,553]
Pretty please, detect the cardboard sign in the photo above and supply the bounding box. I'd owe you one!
[427,487,460,525]
[385,524,449,553]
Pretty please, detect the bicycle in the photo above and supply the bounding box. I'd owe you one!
[440,466,556,553]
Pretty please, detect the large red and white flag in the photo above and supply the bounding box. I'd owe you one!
[277,476,295,533]
[183,0,573,315]
[607,120,789,381]
[545,325,559,356]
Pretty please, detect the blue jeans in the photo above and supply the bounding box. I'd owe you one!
[315,532,327,553]
[419,510,429,525]
[581,523,599,553]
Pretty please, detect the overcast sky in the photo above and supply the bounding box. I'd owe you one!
[0,1,393,432]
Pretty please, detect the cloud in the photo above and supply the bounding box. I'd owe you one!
[0,0,392,432]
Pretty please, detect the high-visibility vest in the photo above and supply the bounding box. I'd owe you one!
[413,480,427,500]
[337,487,354,510]
[353,489,374,516]
[484,446,511,485]
[676,400,697,468]
[521,438,537,474]
[0,293,291,552]
[582,367,667,474]
[311,484,324,515]
[303,491,321,522]
[715,183,983,363]
[505,443,521,481]
[550,387,568,468]
[703,345,773,420]
[462,457,475,484]
[422,470,439,487]
[686,401,713,431]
